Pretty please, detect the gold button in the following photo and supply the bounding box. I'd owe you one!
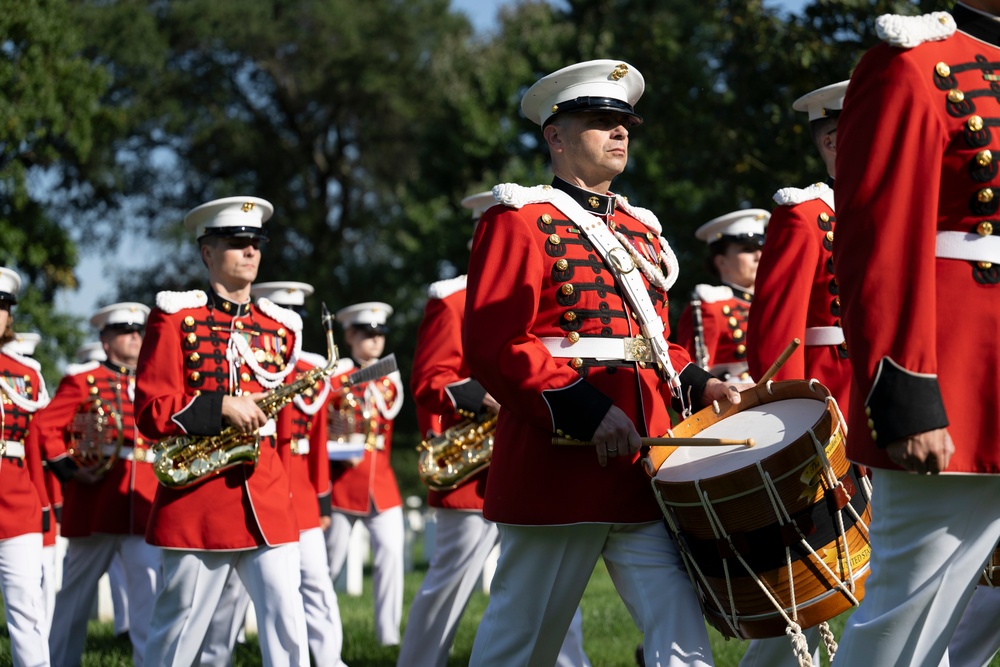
[277,328,286,337]
[936,61,951,77]
[721,305,731,315]
[222,301,232,312]
[728,316,737,327]
[871,429,877,441]
[608,221,616,230]
[563,311,577,322]
[977,149,993,167]
[819,212,830,223]
[184,316,195,326]
[255,349,267,363]
[979,261,993,269]
[241,372,251,382]
[549,234,562,245]
[646,232,655,242]
[189,352,200,362]
[826,231,834,242]
[187,333,197,344]
[193,390,201,396]
[969,116,984,132]
[86,374,95,384]
[570,357,583,369]
[733,329,744,340]
[979,221,994,236]
[736,344,746,354]
[948,89,965,103]
[235,321,244,330]
[555,259,569,271]
[190,371,200,382]
[835,296,841,306]
[865,406,872,417]
[568,332,580,343]
[561,284,575,295]
[541,214,552,224]
[136,437,144,446]
[89,387,99,395]
[588,196,600,209]
[867,418,875,429]
[979,188,995,203]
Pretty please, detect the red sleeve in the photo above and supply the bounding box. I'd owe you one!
[309,394,331,507]
[463,206,612,432]
[747,205,818,381]
[33,373,87,461]
[411,295,467,416]
[25,427,51,523]
[835,45,948,419]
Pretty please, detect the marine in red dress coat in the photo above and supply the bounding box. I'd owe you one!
[135,288,303,549]
[464,177,718,526]
[38,343,158,538]
[1,347,51,541]
[327,357,404,514]
[676,209,767,383]
[747,183,852,413]
[411,275,491,510]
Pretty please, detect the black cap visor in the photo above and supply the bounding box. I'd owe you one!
[103,322,145,334]
[544,96,643,127]
[198,226,269,241]
[0,292,17,306]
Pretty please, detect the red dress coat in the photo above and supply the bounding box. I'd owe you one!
[327,361,404,515]
[676,284,752,380]
[746,184,852,417]
[463,179,711,526]
[0,350,50,540]
[411,276,489,511]
[134,290,302,549]
[35,360,159,537]
[278,351,333,531]
[834,8,1000,471]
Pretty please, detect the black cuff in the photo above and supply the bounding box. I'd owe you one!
[54,505,62,523]
[174,392,225,436]
[866,357,949,446]
[48,457,79,484]
[542,379,615,441]
[42,507,50,533]
[318,494,332,517]
[676,363,714,413]
[446,379,488,416]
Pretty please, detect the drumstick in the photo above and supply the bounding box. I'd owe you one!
[552,437,755,448]
[755,338,801,386]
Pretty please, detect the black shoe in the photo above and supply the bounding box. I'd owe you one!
[635,643,644,666]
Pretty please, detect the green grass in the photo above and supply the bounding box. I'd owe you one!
[4,565,1000,666]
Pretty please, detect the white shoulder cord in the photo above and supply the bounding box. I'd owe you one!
[548,190,688,415]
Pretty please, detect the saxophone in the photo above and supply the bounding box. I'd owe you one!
[152,304,340,488]
[416,413,498,491]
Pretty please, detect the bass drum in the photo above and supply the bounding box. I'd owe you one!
[645,379,872,639]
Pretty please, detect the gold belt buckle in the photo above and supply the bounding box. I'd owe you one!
[134,447,147,463]
[623,337,653,363]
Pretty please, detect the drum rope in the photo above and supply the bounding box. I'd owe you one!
[693,479,743,638]
[819,620,838,663]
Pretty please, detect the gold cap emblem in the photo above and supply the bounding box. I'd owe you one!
[611,63,628,81]
[241,202,256,212]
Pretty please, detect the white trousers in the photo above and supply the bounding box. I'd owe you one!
[739,628,820,667]
[108,552,130,636]
[397,509,590,667]
[0,533,49,667]
[49,534,160,667]
[833,470,1000,667]
[469,522,712,667]
[200,528,346,667]
[144,544,309,667]
[949,585,1000,667]
[40,543,56,639]
[326,505,404,646]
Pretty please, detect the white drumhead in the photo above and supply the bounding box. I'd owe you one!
[654,398,827,482]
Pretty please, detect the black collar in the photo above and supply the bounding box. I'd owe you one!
[723,282,754,303]
[103,359,135,376]
[208,289,252,317]
[551,177,616,217]
[954,3,1000,48]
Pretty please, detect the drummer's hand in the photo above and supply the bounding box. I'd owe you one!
[701,378,742,407]
[590,405,642,467]
[887,428,954,474]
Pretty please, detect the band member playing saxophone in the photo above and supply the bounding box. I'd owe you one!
[135,196,309,667]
